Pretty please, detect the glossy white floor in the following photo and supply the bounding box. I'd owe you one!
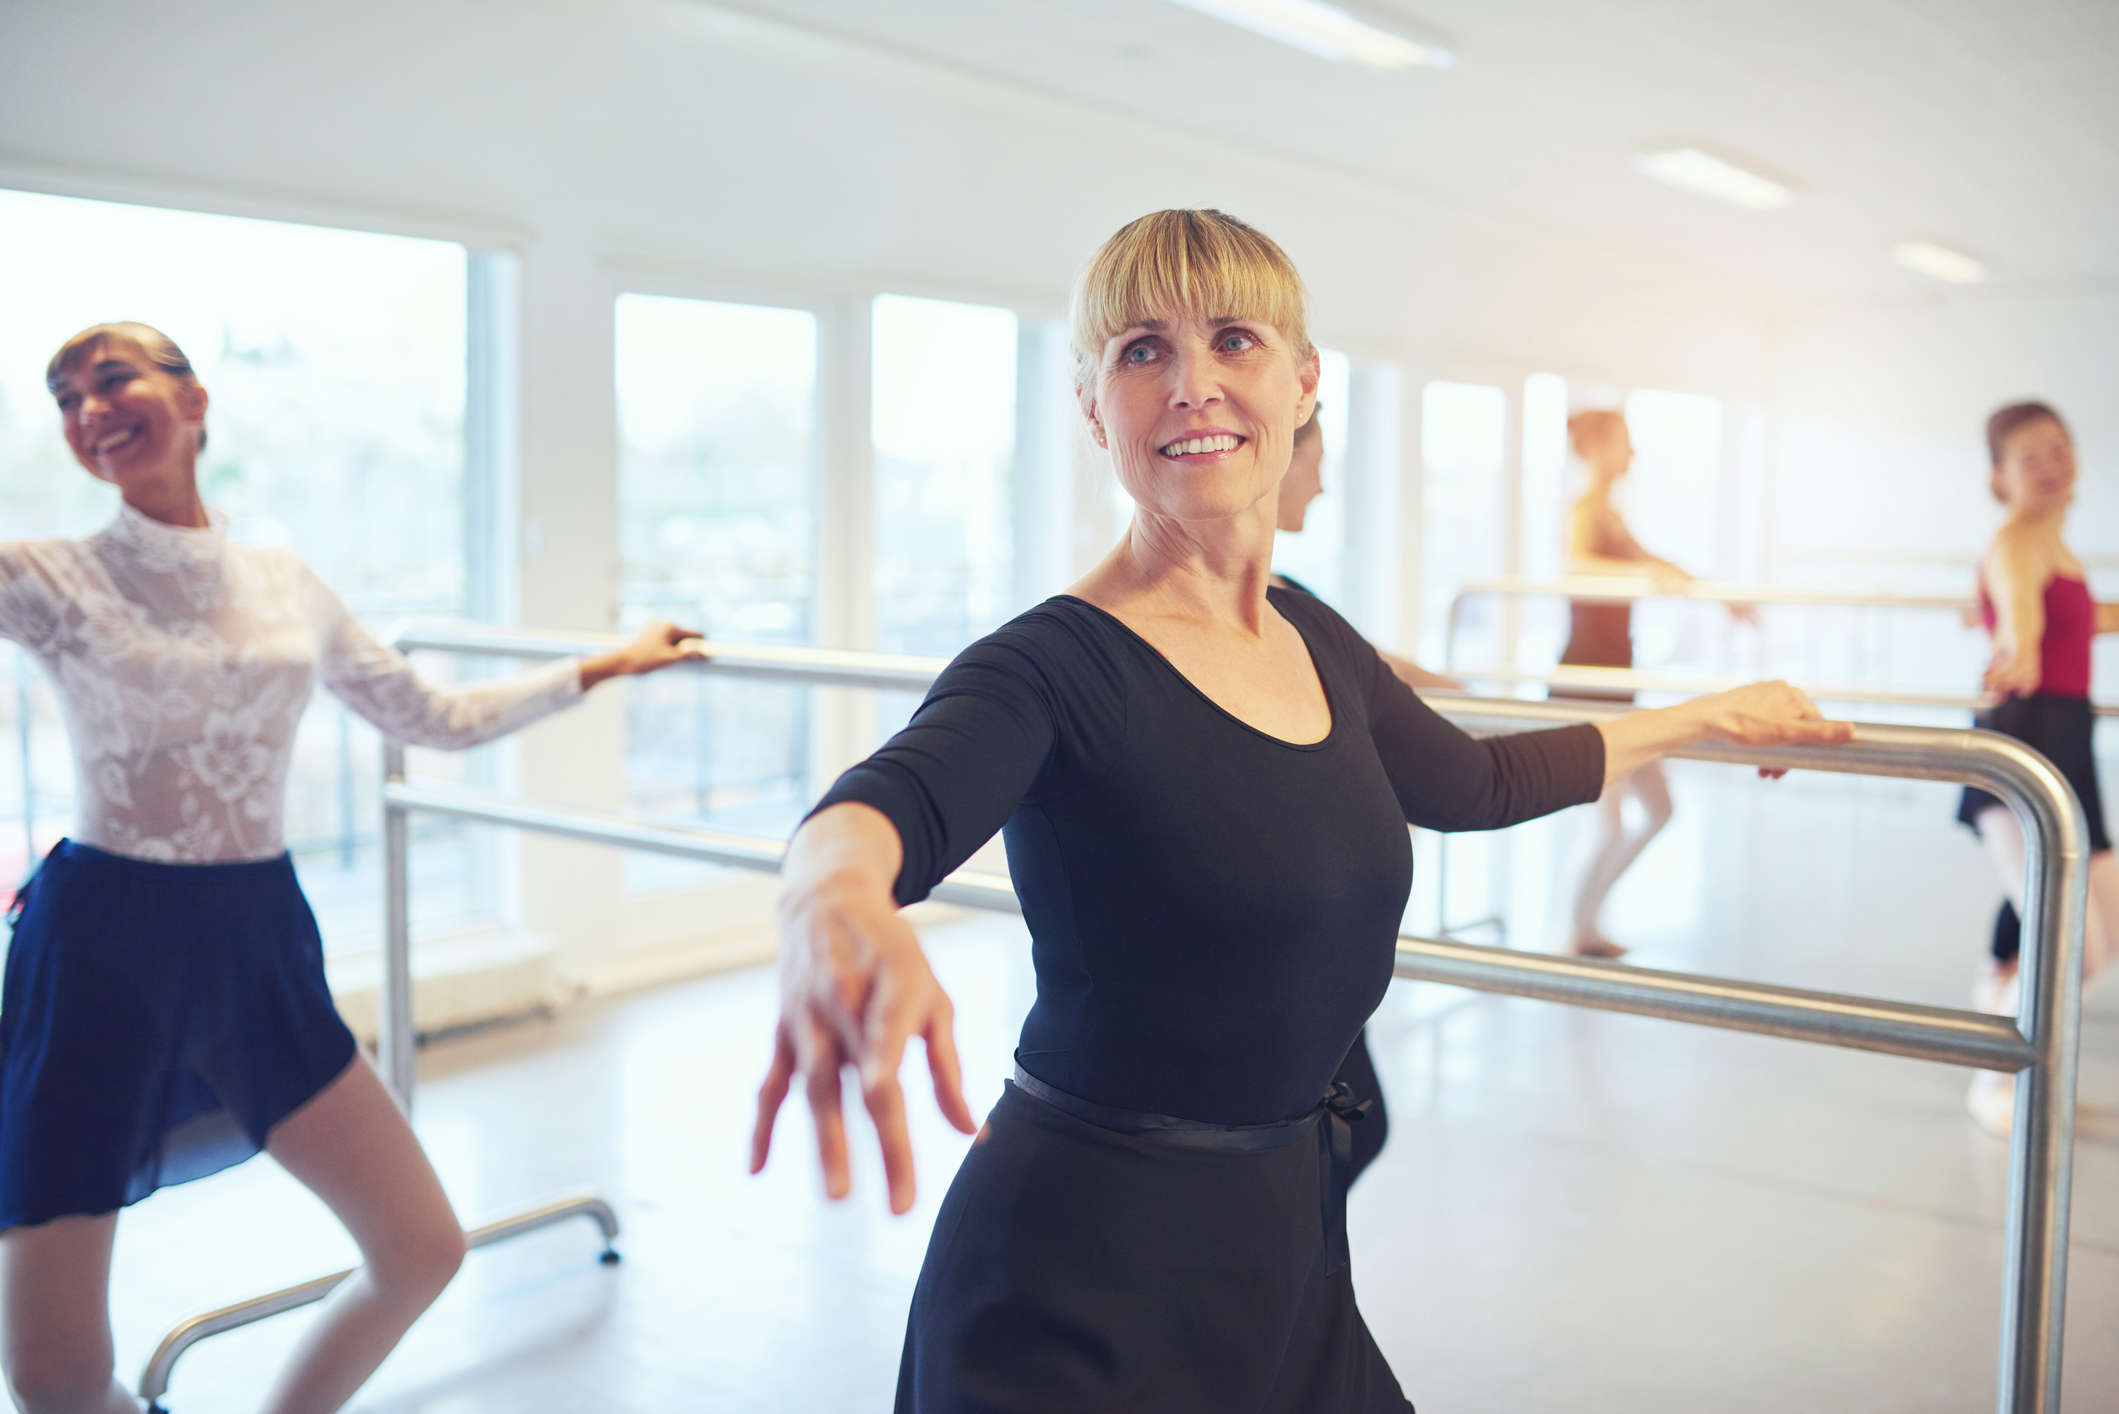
[104,763,2119,1412]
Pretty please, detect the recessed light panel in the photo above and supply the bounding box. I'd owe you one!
[1166,0,1455,69]
[1892,240,1987,284]
[1633,147,1793,210]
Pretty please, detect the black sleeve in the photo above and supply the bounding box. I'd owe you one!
[1368,657,1606,831]
[806,630,1063,907]
[1284,591,1605,830]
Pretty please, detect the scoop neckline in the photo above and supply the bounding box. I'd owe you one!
[1050,590,1339,752]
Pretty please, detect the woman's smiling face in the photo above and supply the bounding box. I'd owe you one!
[1086,311,1318,524]
[49,336,207,491]
[1992,414,2077,518]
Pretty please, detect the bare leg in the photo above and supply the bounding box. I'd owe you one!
[254,1054,466,1414]
[2085,850,2118,981]
[1568,762,1674,957]
[1966,809,2114,1132]
[0,1213,141,1414]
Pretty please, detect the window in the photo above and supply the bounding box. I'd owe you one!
[872,295,1019,659]
[1418,381,1509,669]
[1516,372,1572,667]
[615,294,820,890]
[1620,387,1727,672]
[871,295,1020,734]
[1620,388,1725,574]
[0,187,487,954]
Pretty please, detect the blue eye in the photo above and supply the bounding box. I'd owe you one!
[1123,342,1156,365]
[1219,330,1256,353]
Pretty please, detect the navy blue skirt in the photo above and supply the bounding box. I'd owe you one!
[0,840,358,1231]
[896,1068,1413,1413]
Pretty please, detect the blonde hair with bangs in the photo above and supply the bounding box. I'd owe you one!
[1069,209,1313,389]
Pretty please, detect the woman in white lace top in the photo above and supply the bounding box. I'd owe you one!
[0,323,702,1414]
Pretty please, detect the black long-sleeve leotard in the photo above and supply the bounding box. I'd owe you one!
[813,587,1604,1125]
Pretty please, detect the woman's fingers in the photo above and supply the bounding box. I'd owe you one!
[805,1021,853,1200]
[924,1001,977,1134]
[751,1024,798,1173]
[860,964,924,1214]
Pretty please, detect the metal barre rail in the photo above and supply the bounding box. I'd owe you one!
[1453,575,1977,611]
[1434,578,2113,944]
[144,626,2090,1414]
[1441,663,2119,718]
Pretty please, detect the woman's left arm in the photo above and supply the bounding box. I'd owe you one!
[1592,683,1850,785]
[2098,601,2119,635]
[1373,661,1848,830]
[304,562,701,749]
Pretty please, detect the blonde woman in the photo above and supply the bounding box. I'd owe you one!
[0,323,701,1414]
[1558,410,1751,957]
[752,213,1846,1411]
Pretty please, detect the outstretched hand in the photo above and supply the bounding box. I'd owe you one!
[1693,680,1853,778]
[751,882,977,1214]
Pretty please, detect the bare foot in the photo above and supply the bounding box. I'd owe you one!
[1569,934,1629,960]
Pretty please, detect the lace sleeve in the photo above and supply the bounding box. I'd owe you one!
[0,544,65,651]
[301,559,585,749]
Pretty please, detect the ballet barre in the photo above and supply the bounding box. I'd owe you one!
[1432,578,2106,943]
[1440,663,2119,717]
[1453,573,1974,611]
[141,625,2088,1414]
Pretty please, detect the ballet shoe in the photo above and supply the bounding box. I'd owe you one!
[1973,965,2021,1018]
[1568,935,1629,960]
[1966,1071,2015,1136]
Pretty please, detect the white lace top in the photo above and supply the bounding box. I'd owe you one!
[0,503,584,863]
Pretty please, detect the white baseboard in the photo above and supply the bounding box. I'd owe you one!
[327,927,559,1045]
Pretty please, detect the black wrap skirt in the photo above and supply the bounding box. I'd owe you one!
[895,1064,1412,1413]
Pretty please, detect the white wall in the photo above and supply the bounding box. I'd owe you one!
[1767,292,2119,586]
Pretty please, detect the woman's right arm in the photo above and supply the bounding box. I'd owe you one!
[752,801,973,1217]
[1983,534,2047,698]
[751,627,1074,1214]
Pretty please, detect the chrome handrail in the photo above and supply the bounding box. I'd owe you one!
[142,625,2090,1414]
[1442,664,2119,717]
[1452,575,1976,611]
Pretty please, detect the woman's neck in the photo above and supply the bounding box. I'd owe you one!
[121,474,210,530]
[2003,504,2068,542]
[1081,508,1281,635]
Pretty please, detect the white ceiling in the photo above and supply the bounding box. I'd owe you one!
[710,0,2119,303]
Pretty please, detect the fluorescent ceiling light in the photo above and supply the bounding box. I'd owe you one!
[1892,240,1987,285]
[1633,147,1793,210]
[1166,0,1455,69]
